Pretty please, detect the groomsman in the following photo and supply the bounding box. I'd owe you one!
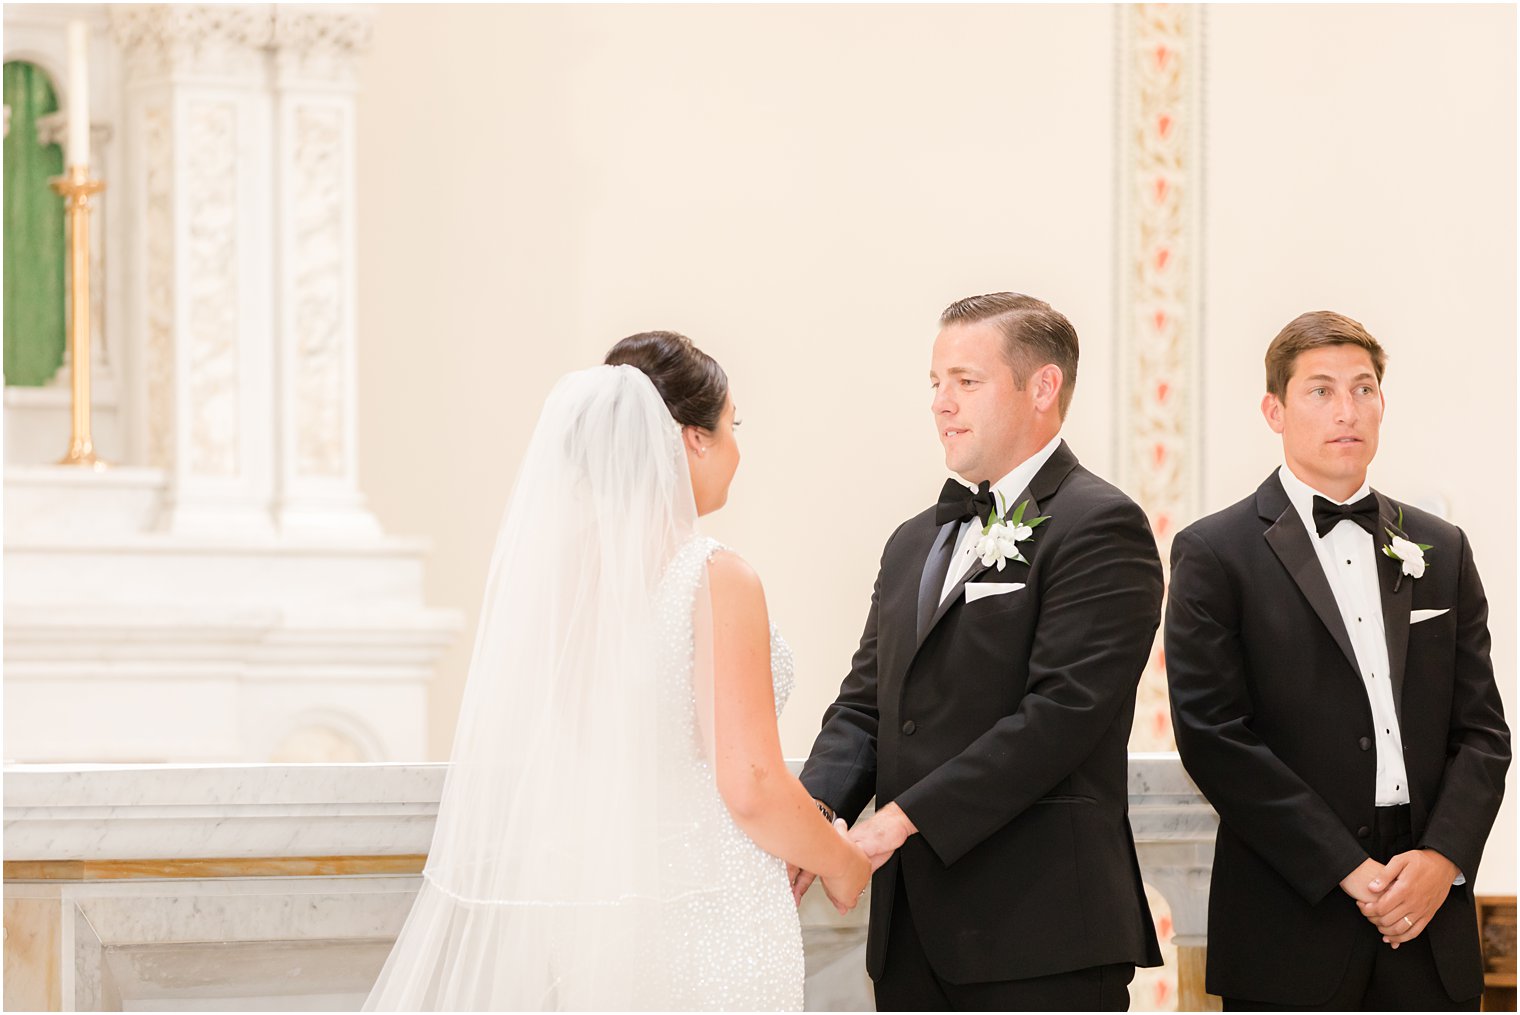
[1165,311,1510,1010]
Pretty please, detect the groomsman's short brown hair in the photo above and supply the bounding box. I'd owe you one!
[939,293,1081,418]
[1265,311,1388,399]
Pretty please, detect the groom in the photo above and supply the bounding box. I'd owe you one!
[796,293,1163,1010]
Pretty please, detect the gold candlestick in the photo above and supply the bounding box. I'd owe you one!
[49,164,108,469]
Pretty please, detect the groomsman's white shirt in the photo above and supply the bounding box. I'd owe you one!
[939,435,1064,605]
[1278,465,1410,807]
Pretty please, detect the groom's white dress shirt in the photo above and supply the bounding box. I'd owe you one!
[938,435,1064,605]
[1278,465,1410,808]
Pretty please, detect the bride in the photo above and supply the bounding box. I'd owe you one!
[364,331,871,1011]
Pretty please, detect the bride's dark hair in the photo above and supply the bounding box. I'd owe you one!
[604,331,728,431]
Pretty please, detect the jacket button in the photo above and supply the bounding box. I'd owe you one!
[1358,737,1372,751]
[902,720,917,735]
[1357,825,1371,839]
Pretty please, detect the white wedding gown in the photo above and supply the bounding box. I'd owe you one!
[654,535,805,1011]
[364,368,803,1011]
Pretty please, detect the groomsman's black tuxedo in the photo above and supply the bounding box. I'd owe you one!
[800,441,1164,1004]
[1166,472,1510,1008]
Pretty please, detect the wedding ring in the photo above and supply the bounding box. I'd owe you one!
[1403,916,1414,929]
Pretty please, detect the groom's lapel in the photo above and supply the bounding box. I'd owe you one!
[1374,491,1412,726]
[913,441,1078,655]
[916,521,960,644]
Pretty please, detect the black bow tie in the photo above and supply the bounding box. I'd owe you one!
[1312,493,1379,538]
[936,478,998,527]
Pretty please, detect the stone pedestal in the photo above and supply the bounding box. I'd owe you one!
[1131,753,1222,1010]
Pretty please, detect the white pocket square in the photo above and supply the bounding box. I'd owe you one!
[965,582,1025,603]
[1410,608,1450,624]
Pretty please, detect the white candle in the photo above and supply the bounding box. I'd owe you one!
[66,20,89,169]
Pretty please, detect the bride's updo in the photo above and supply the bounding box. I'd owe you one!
[605,331,728,431]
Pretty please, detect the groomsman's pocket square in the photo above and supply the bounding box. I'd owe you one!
[1410,608,1450,624]
[965,582,1025,603]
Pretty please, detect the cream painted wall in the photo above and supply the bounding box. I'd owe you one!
[1203,5,1516,892]
[355,3,1119,761]
[356,4,1515,893]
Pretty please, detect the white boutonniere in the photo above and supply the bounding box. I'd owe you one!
[1381,506,1432,592]
[972,495,1050,571]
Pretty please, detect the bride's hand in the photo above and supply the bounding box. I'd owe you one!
[820,831,872,915]
[789,864,815,906]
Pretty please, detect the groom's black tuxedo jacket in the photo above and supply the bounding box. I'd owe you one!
[800,441,1164,984]
[1165,473,1510,1006]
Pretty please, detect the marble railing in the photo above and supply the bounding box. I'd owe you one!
[3,754,1217,1012]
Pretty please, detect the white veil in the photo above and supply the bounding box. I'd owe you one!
[365,364,719,1010]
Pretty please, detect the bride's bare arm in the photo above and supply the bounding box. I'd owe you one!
[705,550,870,912]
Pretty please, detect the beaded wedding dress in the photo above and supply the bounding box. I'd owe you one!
[364,366,803,1011]
[652,534,804,1010]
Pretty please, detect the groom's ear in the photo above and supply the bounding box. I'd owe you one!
[1030,364,1063,413]
[1260,392,1286,435]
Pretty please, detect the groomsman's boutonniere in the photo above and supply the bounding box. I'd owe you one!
[1382,507,1432,592]
[973,496,1050,571]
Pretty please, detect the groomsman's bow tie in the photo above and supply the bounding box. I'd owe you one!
[1312,493,1379,538]
[936,479,998,526]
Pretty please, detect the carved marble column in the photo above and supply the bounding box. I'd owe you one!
[270,7,382,538]
[113,4,279,538]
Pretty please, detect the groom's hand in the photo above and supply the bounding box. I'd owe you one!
[848,802,916,870]
[791,817,864,906]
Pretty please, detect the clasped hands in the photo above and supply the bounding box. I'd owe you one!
[788,803,917,912]
[1339,849,1458,948]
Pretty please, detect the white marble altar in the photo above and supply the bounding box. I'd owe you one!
[3,763,442,863]
[3,479,461,762]
[3,755,1218,1012]
[4,762,442,1012]
[2,5,461,766]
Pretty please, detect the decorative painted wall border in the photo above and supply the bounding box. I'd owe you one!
[1117,3,1204,755]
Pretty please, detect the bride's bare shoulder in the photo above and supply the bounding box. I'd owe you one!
[705,549,769,615]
